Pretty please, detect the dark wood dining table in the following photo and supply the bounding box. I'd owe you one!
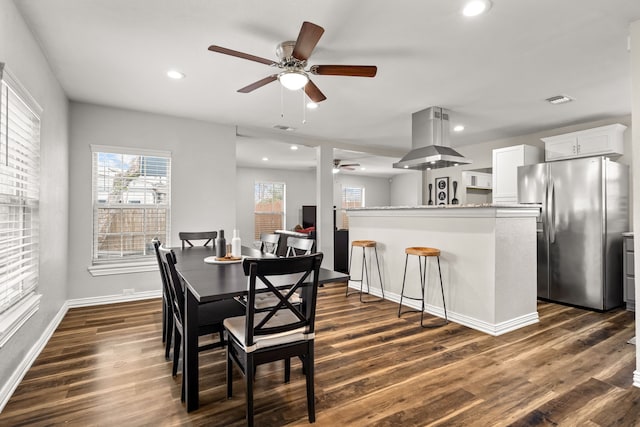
[174,245,350,412]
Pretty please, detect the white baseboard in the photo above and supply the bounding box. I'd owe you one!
[634,370,640,388]
[66,290,161,308]
[0,290,162,413]
[346,282,539,336]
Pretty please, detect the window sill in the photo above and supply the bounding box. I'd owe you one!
[88,260,158,277]
[0,293,41,348]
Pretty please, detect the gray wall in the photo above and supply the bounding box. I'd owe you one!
[68,102,236,299]
[0,0,69,394]
[390,173,421,206]
[334,174,391,210]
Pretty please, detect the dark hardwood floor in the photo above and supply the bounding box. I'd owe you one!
[0,282,638,426]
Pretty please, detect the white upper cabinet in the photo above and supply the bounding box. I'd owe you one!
[542,124,626,161]
[492,145,543,204]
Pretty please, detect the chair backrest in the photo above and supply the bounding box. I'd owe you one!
[179,231,217,250]
[259,233,280,255]
[242,253,323,348]
[158,245,185,327]
[285,236,315,257]
[152,239,173,305]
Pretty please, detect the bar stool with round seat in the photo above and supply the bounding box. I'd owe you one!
[398,246,448,327]
[346,240,385,302]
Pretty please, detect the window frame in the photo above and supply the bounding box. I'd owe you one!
[340,185,365,229]
[0,63,43,348]
[253,181,286,239]
[88,145,171,276]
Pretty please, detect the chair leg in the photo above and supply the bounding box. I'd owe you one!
[172,326,180,377]
[375,247,385,299]
[419,256,426,327]
[165,316,173,360]
[345,245,355,296]
[162,301,167,343]
[398,254,409,317]
[226,346,233,399]
[246,354,255,427]
[284,357,291,383]
[437,257,448,324]
[306,342,316,423]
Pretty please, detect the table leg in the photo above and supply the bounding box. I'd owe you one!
[185,288,199,411]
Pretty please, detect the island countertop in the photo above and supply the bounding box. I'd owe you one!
[346,204,539,336]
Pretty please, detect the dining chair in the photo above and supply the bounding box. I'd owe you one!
[285,236,315,257]
[179,231,217,250]
[158,245,245,400]
[224,252,323,426]
[258,233,280,255]
[152,238,173,359]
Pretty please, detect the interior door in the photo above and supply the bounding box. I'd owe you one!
[518,163,549,298]
[548,158,604,309]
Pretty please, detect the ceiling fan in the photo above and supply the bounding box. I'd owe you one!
[208,21,377,103]
[333,159,361,173]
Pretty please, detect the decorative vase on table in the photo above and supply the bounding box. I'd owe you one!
[215,229,226,258]
[231,229,241,257]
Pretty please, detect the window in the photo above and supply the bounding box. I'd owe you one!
[90,146,170,273]
[254,182,285,239]
[0,64,42,346]
[341,186,364,229]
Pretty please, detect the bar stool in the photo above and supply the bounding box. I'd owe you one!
[346,240,385,302]
[398,246,448,327]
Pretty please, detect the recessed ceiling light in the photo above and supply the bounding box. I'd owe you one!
[360,167,366,171]
[545,95,574,105]
[290,145,299,150]
[462,0,491,17]
[262,157,268,161]
[167,70,185,80]
[453,125,465,132]
[306,102,318,109]
[403,165,409,169]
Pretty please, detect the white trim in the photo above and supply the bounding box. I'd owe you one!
[90,144,171,157]
[347,283,539,336]
[0,64,43,116]
[67,290,162,308]
[0,299,67,413]
[634,370,640,388]
[88,259,158,276]
[0,294,42,348]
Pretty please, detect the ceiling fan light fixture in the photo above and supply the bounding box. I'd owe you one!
[306,101,318,109]
[278,70,309,91]
[462,0,492,17]
[332,167,340,174]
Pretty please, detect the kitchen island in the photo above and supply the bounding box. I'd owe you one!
[347,204,540,336]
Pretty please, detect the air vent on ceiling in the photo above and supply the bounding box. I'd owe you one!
[545,95,574,105]
[273,124,296,131]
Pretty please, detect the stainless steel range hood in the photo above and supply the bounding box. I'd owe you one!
[393,107,471,170]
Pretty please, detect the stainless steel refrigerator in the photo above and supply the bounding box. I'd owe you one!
[517,156,628,310]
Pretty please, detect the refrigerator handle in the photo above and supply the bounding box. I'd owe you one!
[548,179,556,243]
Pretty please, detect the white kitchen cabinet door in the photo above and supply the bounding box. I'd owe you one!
[543,124,626,161]
[492,145,543,204]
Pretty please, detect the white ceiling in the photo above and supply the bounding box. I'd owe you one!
[14,0,640,177]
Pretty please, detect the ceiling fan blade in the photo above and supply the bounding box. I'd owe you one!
[341,163,360,168]
[311,65,377,77]
[292,21,325,61]
[208,45,276,66]
[237,75,278,93]
[304,80,327,103]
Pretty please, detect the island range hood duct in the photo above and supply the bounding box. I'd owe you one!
[393,107,471,170]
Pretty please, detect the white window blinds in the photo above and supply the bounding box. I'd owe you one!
[254,182,285,239]
[0,65,41,315]
[91,147,171,264]
[341,186,364,229]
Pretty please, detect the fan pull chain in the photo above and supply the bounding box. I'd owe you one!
[280,85,284,119]
[302,90,307,124]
